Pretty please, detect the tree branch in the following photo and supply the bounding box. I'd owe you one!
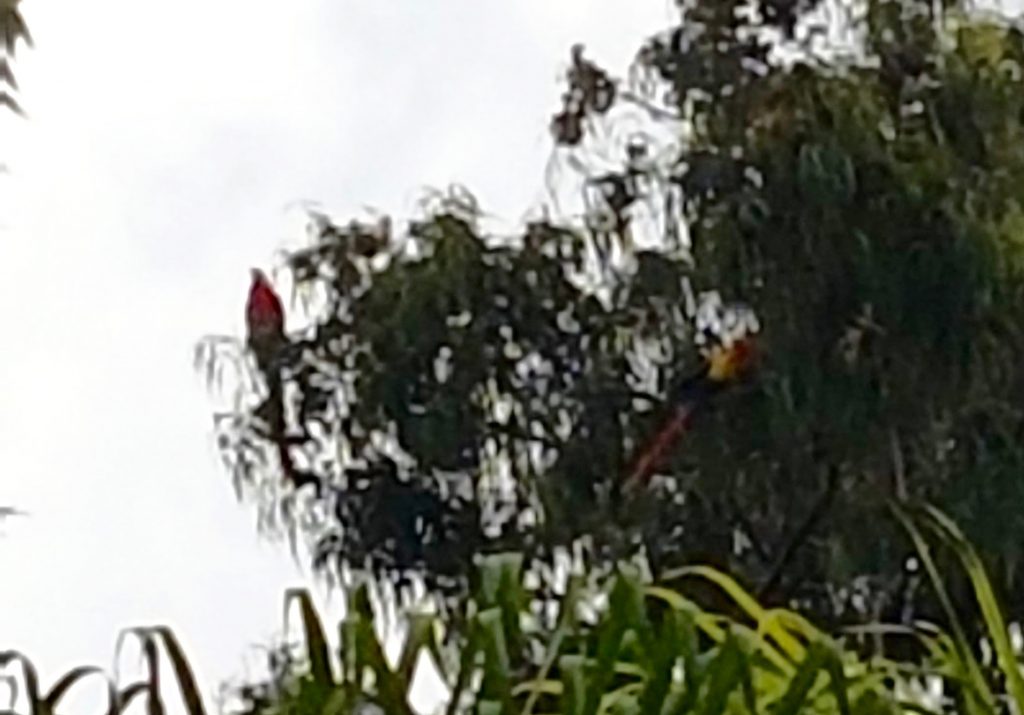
[756,464,839,600]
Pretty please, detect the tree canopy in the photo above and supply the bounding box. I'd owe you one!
[200,0,1024,627]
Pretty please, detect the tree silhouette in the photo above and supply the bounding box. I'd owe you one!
[199,0,1024,628]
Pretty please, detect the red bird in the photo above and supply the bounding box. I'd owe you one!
[244,267,313,490]
[246,268,286,373]
[623,338,756,493]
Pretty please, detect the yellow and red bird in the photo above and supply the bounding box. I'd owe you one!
[624,337,756,492]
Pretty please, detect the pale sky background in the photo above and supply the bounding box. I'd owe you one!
[3,1,1024,714]
[0,2,676,713]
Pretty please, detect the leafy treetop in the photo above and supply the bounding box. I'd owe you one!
[201,0,1024,627]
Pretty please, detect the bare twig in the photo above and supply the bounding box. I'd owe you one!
[890,427,907,500]
[756,465,839,600]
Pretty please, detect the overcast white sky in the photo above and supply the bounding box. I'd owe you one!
[0,2,675,713]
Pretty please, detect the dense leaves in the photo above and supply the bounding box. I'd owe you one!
[662,1,1024,622]
[211,197,721,604]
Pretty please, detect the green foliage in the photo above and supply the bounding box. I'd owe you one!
[7,508,1024,714]
[205,193,713,604]
[672,0,1024,616]
[232,555,906,715]
[226,509,1024,715]
[892,502,1024,715]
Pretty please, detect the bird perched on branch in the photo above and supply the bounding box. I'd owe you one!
[244,268,317,493]
[246,268,286,374]
[623,337,757,493]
